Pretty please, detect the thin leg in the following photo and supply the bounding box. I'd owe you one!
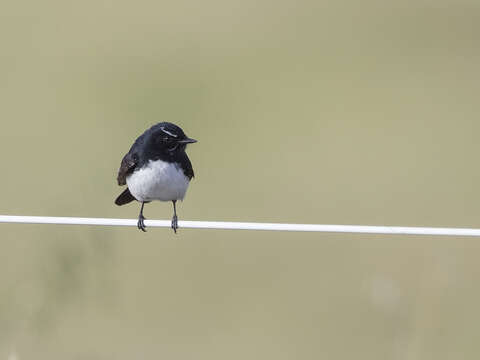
[137,201,147,232]
[171,200,178,233]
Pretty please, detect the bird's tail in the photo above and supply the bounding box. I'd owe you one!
[115,188,135,206]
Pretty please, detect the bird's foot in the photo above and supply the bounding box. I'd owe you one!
[171,214,178,234]
[137,215,147,232]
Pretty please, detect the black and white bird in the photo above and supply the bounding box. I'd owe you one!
[115,122,197,233]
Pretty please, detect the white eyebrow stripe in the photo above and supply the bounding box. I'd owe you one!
[160,127,178,137]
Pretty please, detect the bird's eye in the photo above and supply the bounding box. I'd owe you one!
[167,143,178,152]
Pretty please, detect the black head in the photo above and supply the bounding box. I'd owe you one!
[145,122,197,157]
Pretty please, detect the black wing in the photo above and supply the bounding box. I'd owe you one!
[179,153,194,180]
[184,158,194,180]
[117,152,137,185]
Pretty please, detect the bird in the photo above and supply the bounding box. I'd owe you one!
[115,122,197,233]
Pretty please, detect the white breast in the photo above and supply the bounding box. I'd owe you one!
[126,160,190,202]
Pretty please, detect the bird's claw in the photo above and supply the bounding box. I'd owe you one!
[171,214,178,234]
[137,215,147,232]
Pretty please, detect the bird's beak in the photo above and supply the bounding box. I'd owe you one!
[178,137,197,144]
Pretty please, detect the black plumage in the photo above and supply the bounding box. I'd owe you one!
[115,122,197,232]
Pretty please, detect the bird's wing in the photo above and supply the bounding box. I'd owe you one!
[117,152,137,185]
[184,158,194,180]
[178,152,194,180]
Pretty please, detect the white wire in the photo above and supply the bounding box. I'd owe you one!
[0,215,479,236]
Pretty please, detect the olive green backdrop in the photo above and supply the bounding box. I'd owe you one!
[1,0,480,358]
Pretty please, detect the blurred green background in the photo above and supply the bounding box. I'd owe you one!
[1,0,480,358]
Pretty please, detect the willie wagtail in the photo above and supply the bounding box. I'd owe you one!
[115,122,197,233]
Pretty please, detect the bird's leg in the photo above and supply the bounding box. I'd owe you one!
[171,200,178,233]
[137,201,147,232]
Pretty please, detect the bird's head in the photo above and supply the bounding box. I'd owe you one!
[149,122,197,154]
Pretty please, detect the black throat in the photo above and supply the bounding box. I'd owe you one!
[131,135,194,180]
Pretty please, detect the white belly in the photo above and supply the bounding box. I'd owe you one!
[126,160,190,202]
